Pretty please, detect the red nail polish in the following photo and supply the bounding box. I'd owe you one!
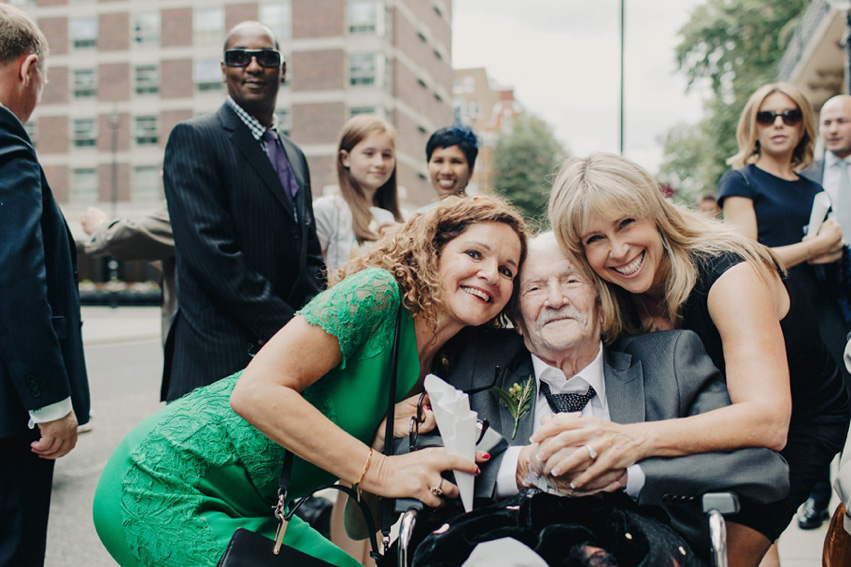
[482,452,491,461]
[475,466,481,476]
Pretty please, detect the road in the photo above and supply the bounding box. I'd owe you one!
[42,306,828,566]
[45,307,163,567]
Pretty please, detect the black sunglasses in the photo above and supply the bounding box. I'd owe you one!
[224,49,282,68]
[755,109,803,126]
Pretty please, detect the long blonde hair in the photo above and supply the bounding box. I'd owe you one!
[334,195,529,327]
[548,152,780,340]
[727,82,816,171]
[336,115,403,243]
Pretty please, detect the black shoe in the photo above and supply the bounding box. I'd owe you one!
[797,498,829,530]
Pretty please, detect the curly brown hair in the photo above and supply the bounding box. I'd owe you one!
[332,195,529,326]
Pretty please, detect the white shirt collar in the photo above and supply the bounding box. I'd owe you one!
[530,343,606,409]
[826,151,851,169]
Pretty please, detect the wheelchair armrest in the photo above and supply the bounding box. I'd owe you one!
[702,492,740,515]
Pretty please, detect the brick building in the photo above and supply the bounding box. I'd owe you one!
[15,0,455,233]
[453,67,523,194]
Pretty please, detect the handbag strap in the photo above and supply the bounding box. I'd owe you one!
[274,300,405,558]
[381,303,404,550]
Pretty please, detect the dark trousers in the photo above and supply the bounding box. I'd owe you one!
[0,430,55,567]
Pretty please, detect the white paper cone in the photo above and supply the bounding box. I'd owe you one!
[424,374,478,512]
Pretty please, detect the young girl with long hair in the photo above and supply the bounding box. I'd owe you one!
[314,115,404,273]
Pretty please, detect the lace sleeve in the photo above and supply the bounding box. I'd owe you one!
[298,268,401,368]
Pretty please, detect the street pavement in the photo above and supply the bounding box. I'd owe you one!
[44,306,829,566]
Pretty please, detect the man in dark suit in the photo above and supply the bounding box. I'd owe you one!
[0,5,91,565]
[800,94,851,530]
[163,21,323,401]
[444,232,788,554]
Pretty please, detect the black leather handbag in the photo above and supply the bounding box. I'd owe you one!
[216,307,403,566]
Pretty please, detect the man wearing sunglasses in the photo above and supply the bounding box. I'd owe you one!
[162,21,323,402]
[442,232,788,551]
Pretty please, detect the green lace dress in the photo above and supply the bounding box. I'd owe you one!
[92,269,420,566]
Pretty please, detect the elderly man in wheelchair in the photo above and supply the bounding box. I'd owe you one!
[379,232,789,567]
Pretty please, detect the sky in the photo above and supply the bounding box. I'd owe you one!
[452,0,708,174]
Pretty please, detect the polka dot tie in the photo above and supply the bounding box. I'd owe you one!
[538,381,597,413]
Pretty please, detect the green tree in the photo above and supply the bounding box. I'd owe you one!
[492,114,567,226]
[660,0,806,202]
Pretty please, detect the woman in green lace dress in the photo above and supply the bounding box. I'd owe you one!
[92,196,528,567]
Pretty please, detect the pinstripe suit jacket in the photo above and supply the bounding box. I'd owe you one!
[162,103,323,401]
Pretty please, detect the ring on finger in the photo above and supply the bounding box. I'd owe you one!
[429,478,444,497]
[583,444,598,460]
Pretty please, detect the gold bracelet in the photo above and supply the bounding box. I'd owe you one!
[354,447,373,501]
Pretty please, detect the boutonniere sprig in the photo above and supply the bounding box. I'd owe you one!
[493,376,534,439]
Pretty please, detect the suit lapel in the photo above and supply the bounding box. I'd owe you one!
[603,348,645,424]
[219,106,296,217]
[497,357,536,444]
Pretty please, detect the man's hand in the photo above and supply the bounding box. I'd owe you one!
[515,443,538,489]
[31,410,78,459]
[517,441,628,496]
[81,206,109,236]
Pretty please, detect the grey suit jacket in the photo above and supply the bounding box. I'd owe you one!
[801,159,825,185]
[443,327,789,542]
[163,103,324,401]
[82,205,175,342]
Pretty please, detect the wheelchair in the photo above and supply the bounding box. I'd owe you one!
[385,402,740,567]
[393,491,739,567]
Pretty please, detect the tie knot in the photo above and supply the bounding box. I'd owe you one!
[539,381,597,413]
[263,129,276,142]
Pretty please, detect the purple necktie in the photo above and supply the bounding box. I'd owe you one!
[262,129,299,203]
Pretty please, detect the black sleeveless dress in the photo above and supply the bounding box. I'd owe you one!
[680,250,849,539]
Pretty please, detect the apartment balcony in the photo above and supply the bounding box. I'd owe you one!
[778,0,847,108]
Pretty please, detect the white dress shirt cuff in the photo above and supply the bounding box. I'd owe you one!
[625,463,645,499]
[496,445,524,498]
[28,397,73,428]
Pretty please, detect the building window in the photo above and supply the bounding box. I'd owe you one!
[454,75,475,94]
[70,17,98,49]
[274,109,291,137]
[71,168,98,204]
[260,3,291,40]
[133,12,160,46]
[194,60,221,92]
[348,54,377,86]
[194,7,224,45]
[72,118,97,147]
[133,165,161,202]
[134,116,158,146]
[433,0,446,18]
[135,65,159,95]
[72,68,96,98]
[348,106,376,118]
[348,0,381,35]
